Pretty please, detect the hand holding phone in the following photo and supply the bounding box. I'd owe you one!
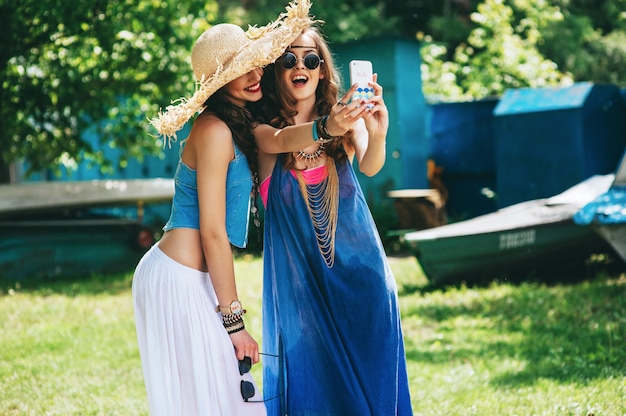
[349,60,374,102]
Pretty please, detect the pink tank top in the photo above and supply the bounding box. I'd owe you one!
[260,164,328,207]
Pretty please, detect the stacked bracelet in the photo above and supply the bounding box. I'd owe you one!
[222,312,245,334]
[319,115,342,140]
[312,116,341,143]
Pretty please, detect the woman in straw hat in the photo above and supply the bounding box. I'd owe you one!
[250,26,413,415]
[131,1,352,415]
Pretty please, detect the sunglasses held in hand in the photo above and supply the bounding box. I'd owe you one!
[239,353,281,403]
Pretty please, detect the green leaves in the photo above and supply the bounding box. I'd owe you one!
[423,0,626,102]
[1,0,402,177]
[1,0,216,177]
[421,0,573,102]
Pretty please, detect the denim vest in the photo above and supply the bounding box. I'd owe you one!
[163,142,253,248]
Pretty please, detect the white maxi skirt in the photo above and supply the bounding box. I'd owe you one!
[132,245,266,416]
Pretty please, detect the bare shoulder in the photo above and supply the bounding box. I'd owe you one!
[183,112,235,168]
[191,112,233,143]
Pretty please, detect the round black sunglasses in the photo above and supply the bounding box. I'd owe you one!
[281,52,324,70]
[239,353,281,403]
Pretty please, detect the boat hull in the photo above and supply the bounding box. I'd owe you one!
[0,178,171,283]
[0,218,154,283]
[407,220,609,286]
[403,174,617,286]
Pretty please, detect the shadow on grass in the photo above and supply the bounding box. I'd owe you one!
[401,252,626,295]
[0,251,264,297]
[402,267,626,387]
[1,269,135,297]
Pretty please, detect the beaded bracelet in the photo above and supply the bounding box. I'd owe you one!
[222,312,245,334]
[225,319,245,334]
[222,312,243,325]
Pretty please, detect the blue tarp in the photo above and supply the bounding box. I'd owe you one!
[575,148,626,225]
[574,185,626,225]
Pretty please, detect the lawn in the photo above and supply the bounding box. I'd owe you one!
[1,254,625,415]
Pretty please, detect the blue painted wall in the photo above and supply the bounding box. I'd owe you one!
[21,125,189,226]
[427,99,499,220]
[333,36,428,204]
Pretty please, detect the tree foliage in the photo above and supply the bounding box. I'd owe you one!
[1,0,625,177]
[420,0,626,102]
[421,0,573,102]
[221,0,401,43]
[0,0,220,178]
[539,0,626,86]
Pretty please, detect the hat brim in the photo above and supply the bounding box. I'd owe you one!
[150,0,315,143]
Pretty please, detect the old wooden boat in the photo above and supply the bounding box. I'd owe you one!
[0,178,174,282]
[403,174,615,286]
[0,178,174,217]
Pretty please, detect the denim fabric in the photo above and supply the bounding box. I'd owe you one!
[163,143,252,248]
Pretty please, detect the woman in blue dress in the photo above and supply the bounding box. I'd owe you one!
[253,26,413,416]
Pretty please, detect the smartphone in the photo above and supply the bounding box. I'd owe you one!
[349,60,374,102]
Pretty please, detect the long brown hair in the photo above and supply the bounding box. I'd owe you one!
[251,26,350,167]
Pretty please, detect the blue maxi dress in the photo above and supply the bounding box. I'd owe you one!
[262,155,413,416]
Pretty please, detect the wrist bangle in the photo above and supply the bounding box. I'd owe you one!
[319,115,342,140]
[222,312,244,325]
[222,312,245,334]
[312,116,336,144]
[312,118,321,142]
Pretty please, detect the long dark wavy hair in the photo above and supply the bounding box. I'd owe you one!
[250,26,350,169]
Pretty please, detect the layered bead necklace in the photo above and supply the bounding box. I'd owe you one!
[294,156,339,268]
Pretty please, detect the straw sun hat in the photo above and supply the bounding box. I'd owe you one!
[150,0,314,143]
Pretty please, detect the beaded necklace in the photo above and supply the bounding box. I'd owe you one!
[295,157,339,268]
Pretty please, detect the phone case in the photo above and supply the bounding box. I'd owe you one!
[349,60,374,101]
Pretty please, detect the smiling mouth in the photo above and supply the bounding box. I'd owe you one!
[245,82,261,93]
[292,75,308,86]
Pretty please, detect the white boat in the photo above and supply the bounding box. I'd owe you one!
[0,178,174,217]
[404,174,615,286]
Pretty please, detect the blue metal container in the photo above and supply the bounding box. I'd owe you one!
[428,99,499,220]
[493,82,626,208]
[333,37,428,204]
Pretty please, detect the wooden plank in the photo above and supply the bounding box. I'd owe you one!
[0,178,174,215]
[387,188,446,229]
[387,189,439,199]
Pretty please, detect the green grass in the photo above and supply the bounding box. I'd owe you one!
[1,255,625,415]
